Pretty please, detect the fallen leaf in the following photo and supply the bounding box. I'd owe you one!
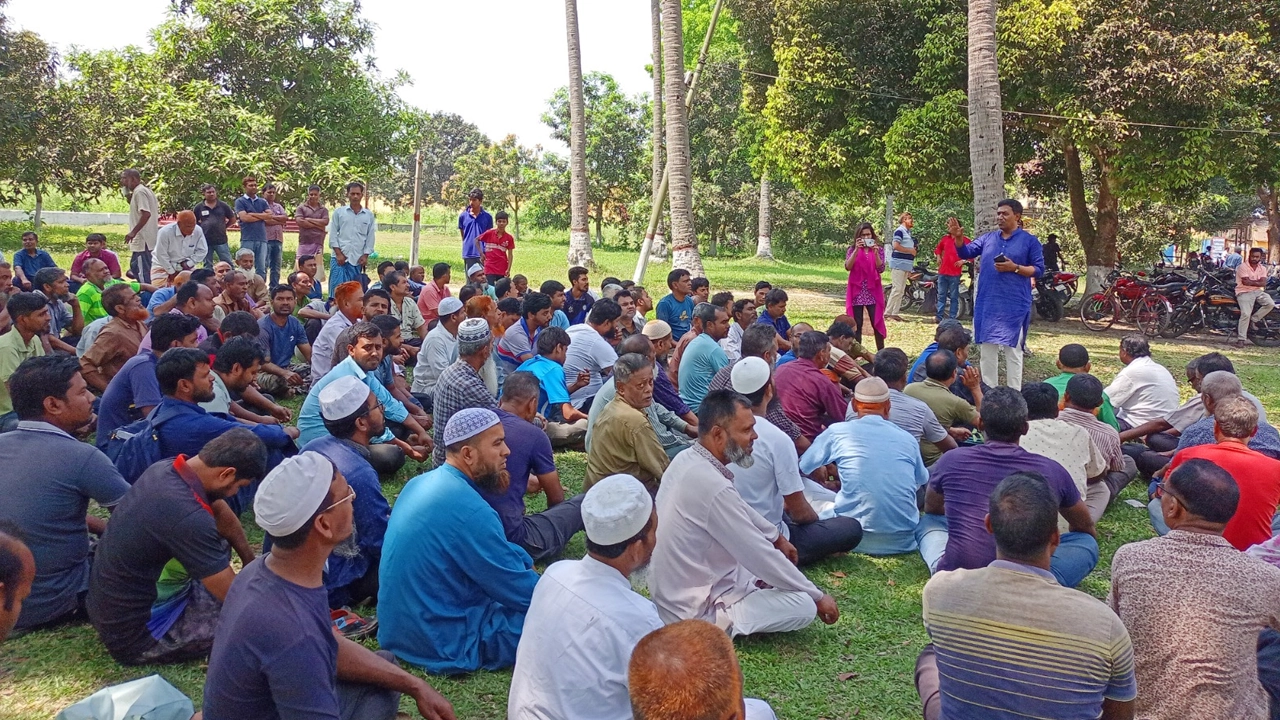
[831,571,847,578]
[886,579,896,586]
[837,672,859,681]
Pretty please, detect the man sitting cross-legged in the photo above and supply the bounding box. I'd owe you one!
[774,330,848,442]
[729,357,863,564]
[1019,382,1109,531]
[0,356,129,632]
[86,429,268,665]
[709,323,808,454]
[519,325,591,448]
[905,349,982,466]
[201,452,455,720]
[849,348,957,461]
[411,296,464,404]
[801,376,927,557]
[916,386,1099,587]
[1111,458,1280,720]
[1045,343,1121,430]
[585,352,670,492]
[507,474,659,720]
[588,334,696,461]
[79,283,149,392]
[481,371,585,561]
[378,409,540,674]
[1058,373,1138,522]
[430,318,499,467]
[915,472,1136,720]
[255,283,312,398]
[650,389,840,637]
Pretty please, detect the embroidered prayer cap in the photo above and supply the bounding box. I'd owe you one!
[457,317,492,344]
[254,452,336,536]
[443,407,501,447]
[641,320,672,340]
[582,474,653,545]
[853,376,891,404]
[319,376,370,421]
[730,357,771,395]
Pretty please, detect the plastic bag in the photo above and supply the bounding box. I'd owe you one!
[56,675,194,720]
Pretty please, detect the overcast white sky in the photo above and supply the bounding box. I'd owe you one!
[6,0,655,152]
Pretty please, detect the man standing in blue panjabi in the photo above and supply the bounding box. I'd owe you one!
[377,408,540,675]
[955,198,1044,390]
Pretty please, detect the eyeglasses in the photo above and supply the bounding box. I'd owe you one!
[322,487,356,513]
[1154,480,1183,506]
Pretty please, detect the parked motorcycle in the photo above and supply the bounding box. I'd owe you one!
[884,262,938,312]
[1158,271,1280,346]
[1032,270,1079,322]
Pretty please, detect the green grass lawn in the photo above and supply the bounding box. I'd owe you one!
[3,222,1279,718]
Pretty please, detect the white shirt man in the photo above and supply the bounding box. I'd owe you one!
[151,220,207,285]
[1104,352,1180,428]
[564,322,617,409]
[412,298,463,396]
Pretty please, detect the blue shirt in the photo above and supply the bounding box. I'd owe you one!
[15,248,56,284]
[458,207,493,258]
[889,224,916,272]
[257,314,309,367]
[958,228,1045,347]
[377,463,539,674]
[549,309,570,329]
[471,410,556,545]
[677,334,729,412]
[563,289,594,325]
[755,310,791,340]
[146,286,176,314]
[517,355,572,417]
[303,435,390,607]
[96,353,163,450]
[799,414,929,555]
[777,351,797,366]
[234,195,269,243]
[656,294,695,338]
[154,398,293,461]
[298,356,406,446]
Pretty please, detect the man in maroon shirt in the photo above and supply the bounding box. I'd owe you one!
[933,217,969,322]
[774,331,849,441]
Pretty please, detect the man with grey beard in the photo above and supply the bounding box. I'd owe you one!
[302,375,394,610]
[649,389,841,638]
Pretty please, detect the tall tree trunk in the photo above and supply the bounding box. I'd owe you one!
[1261,185,1280,264]
[967,0,1005,236]
[1064,139,1118,295]
[564,0,593,267]
[647,0,668,264]
[594,205,604,246]
[32,186,43,231]
[661,0,704,277]
[755,168,774,259]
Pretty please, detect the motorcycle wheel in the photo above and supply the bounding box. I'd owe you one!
[1062,279,1077,304]
[1159,311,1192,338]
[1249,319,1280,348]
[958,293,973,319]
[1036,292,1064,322]
[1080,293,1115,332]
[901,287,917,311]
[1136,296,1171,337]
[923,287,938,314]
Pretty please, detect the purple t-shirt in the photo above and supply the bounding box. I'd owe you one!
[469,409,556,545]
[930,441,1079,572]
[96,353,162,450]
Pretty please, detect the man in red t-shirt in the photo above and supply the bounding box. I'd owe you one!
[478,210,515,285]
[1164,396,1280,550]
[932,217,970,323]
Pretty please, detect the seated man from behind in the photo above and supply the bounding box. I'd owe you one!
[650,390,839,637]
[1152,396,1280,550]
[709,323,807,453]
[774,330,849,441]
[1058,374,1138,522]
[484,371,585,562]
[96,314,201,448]
[0,356,130,632]
[917,386,1098,588]
[304,376,393,608]
[629,619,779,720]
[588,334,695,461]
[79,283,148,392]
[585,352,670,492]
[1019,382,1109,527]
[1170,370,1280,460]
[909,323,986,406]
[801,376,927,556]
[519,325,591,448]
[86,429,268,665]
[508,475,660,720]
[378,409,541,674]
[730,358,863,564]
[1104,334,1180,431]
[905,349,981,465]
[202,453,455,720]
[916,473,1135,720]
[852,348,956,459]
[1045,343,1121,430]
[1111,458,1280,720]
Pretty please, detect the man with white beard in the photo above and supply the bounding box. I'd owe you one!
[649,389,841,638]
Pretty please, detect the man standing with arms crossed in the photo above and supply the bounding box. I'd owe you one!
[193,184,235,268]
[120,169,158,282]
[330,182,376,296]
[1234,247,1275,346]
[234,177,272,279]
[459,188,492,271]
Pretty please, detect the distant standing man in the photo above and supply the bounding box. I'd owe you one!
[261,183,288,287]
[933,218,969,322]
[193,184,235,268]
[886,212,916,321]
[1235,247,1275,345]
[956,199,1044,389]
[330,181,376,296]
[121,169,158,282]
[459,188,492,270]
[1042,233,1063,273]
[478,210,515,286]
[295,185,329,283]
[234,176,272,278]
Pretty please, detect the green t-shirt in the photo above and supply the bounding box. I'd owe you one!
[1045,372,1120,430]
[905,378,979,465]
[76,279,140,324]
[0,330,46,414]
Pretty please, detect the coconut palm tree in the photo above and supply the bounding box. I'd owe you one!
[967,0,1004,235]
[647,0,668,263]
[755,167,774,259]
[661,0,704,276]
[565,0,593,266]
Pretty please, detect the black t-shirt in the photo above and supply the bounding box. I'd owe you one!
[1042,241,1061,272]
[202,556,339,720]
[194,200,236,247]
[86,456,230,662]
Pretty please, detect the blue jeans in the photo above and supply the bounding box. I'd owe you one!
[936,275,960,320]
[264,241,283,287]
[915,513,1100,588]
[204,242,232,268]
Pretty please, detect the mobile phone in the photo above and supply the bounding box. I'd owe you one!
[994,253,1008,264]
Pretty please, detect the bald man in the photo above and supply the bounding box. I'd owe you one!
[628,619,776,720]
[152,210,208,286]
[0,526,35,644]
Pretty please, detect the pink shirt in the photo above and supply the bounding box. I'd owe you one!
[416,280,451,323]
[1237,262,1269,295]
[71,249,122,278]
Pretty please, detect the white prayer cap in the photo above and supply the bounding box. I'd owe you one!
[467,263,485,278]
[641,320,672,340]
[438,296,464,317]
[444,407,501,447]
[582,474,653,545]
[731,356,771,395]
[254,452,336,537]
[854,376,891,403]
[319,376,370,421]
[457,317,492,344]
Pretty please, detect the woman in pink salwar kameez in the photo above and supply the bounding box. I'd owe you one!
[845,222,887,349]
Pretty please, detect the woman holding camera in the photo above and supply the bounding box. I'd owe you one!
[845,222,887,350]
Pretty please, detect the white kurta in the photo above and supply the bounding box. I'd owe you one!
[507,555,662,720]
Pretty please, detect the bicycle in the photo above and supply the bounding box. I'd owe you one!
[1079,271,1169,335]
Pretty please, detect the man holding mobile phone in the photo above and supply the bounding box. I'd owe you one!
[954,199,1043,390]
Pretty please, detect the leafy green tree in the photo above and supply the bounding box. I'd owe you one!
[378,110,490,207]
[445,136,540,242]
